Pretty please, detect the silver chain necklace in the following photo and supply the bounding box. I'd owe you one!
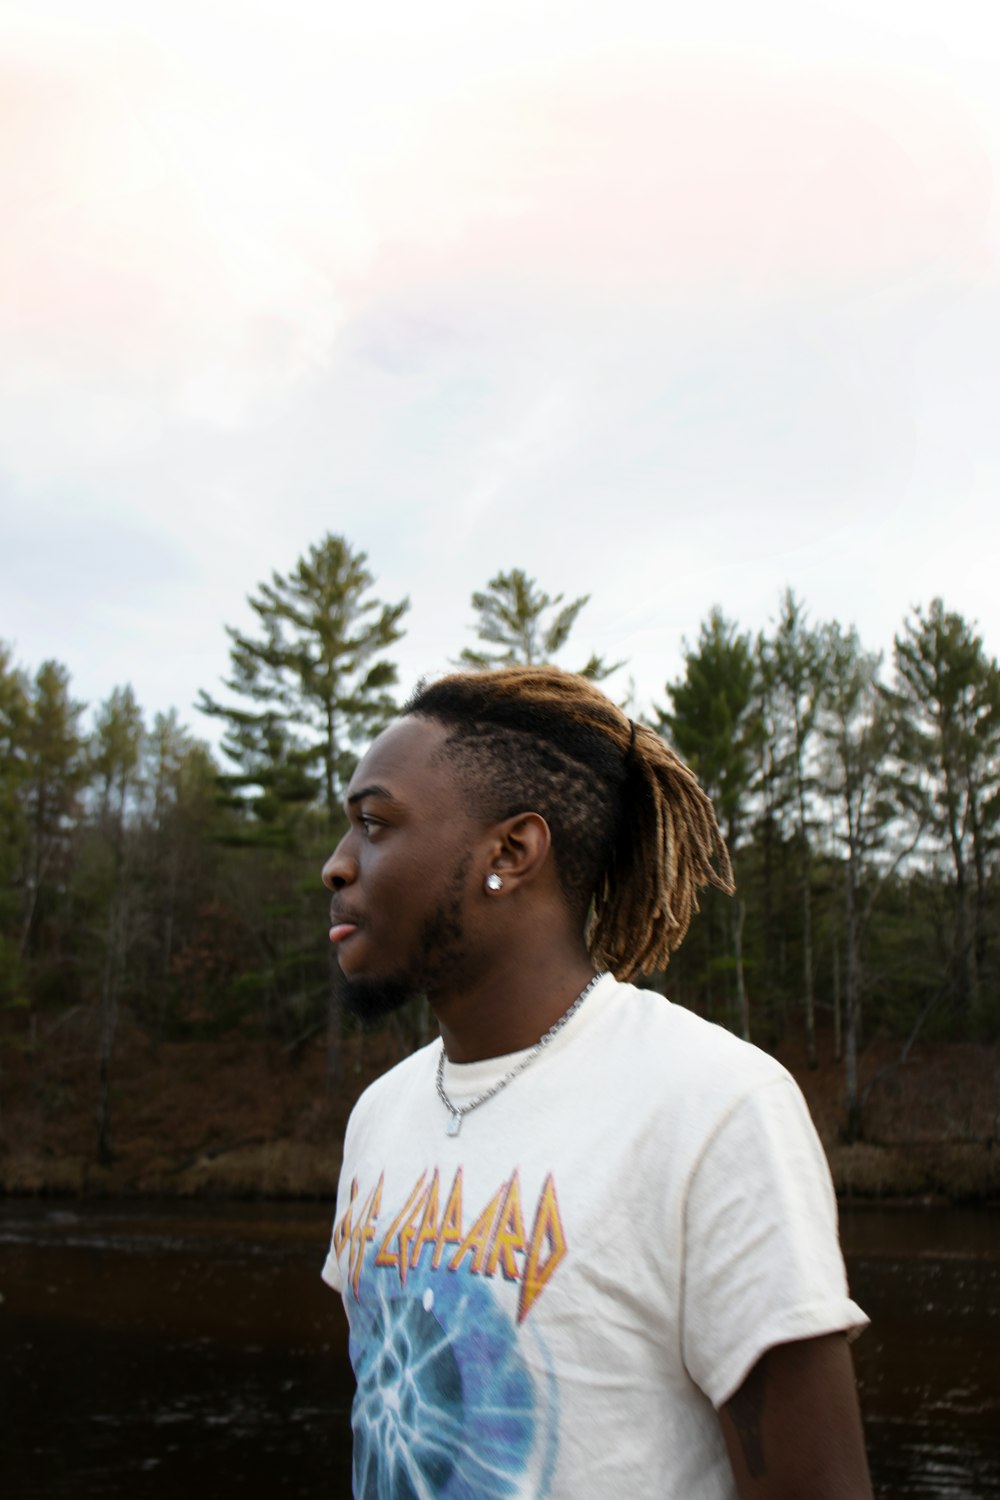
[435,972,606,1137]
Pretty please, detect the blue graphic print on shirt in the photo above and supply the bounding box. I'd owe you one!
[338,1166,565,1499]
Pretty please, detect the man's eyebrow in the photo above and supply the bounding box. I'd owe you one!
[346,784,399,808]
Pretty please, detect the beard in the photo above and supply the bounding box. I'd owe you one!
[335,969,420,1027]
[333,853,473,1028]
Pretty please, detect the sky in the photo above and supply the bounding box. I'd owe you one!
[2,0,998,745]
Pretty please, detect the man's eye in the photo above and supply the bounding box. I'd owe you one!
[358,815,381,837]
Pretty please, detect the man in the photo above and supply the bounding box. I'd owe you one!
[321,666,872,1500]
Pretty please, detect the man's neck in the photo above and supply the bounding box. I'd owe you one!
[433,938,596,1064]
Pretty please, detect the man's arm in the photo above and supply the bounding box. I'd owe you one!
[719,1333,873,1499]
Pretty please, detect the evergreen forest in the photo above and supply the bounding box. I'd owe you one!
[2,534,998,1171]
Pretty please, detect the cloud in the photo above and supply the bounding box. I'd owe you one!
[1,1,998,725]
[0,26,364,461]
[1,15,991,472]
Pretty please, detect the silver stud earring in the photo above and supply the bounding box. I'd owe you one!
[484,872,504,893]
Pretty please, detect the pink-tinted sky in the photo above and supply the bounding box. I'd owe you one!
[2,0,998,731]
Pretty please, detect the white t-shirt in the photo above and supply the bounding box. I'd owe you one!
[322,975,867,1500]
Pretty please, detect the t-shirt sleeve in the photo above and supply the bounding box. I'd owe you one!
[321,1104,362,1294]
[321,1228,345,1292]
[680,1075,868,1409]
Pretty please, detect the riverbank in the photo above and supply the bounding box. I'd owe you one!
[1,1017,997,1201]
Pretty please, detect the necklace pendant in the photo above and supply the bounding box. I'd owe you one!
[446,1111,462,1138]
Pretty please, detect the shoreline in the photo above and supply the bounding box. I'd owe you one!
[2,1137,998,1205]
[2,1026,996,1205]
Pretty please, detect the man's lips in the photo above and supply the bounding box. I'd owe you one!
[328,908,362,945]
[329,923,358,945]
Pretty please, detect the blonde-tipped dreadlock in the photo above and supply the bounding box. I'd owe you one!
[404,665,734,983]
[593,714,735,978]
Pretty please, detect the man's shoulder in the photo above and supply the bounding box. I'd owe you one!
[606,981,793,1098]
[599,984,817,1178]
[346,1035,439,1127]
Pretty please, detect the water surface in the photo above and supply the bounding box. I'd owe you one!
[0,1199,997,1497]
[842,1205,1000,1499]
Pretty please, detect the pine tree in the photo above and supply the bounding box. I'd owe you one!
[458,568,622,680]
[893,601,1000,1019]
[198,534,409,829]
[140,711,222,1041]
[198,535,407,1087]
[89,686,145,1163]
[660,609,758,849]
[0,645,30,996]
[658,609,757,1038]
[747,630,788,1040]
[17,660,88,966]
[764,591,829,1067]
[818,627,898,1140]
[0,646,31,1132]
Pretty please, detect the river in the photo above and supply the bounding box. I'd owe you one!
[0,1199,997,1497]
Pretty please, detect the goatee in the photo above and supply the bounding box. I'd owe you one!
[334,969,419,1027]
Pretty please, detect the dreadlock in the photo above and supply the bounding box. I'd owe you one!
[403,665,735,983]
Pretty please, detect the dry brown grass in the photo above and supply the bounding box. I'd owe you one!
[2,1015,997,1201]
[827,1141,1000,1201]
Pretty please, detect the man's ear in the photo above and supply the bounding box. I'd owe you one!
[487,812,552,890]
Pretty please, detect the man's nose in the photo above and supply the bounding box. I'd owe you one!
[322,838,356,891]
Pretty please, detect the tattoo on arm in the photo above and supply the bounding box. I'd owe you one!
[726,1355,769,1480]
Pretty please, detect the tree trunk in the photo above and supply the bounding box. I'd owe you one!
[155,845,180,1047]
[97,793,131,1166]
[760,810,777,1046]
[944,767,974,1015]
[843,862,862,1142]
[326,960,343,1093]
[733,899,750,1041]
[704,892,715,1020]
[832,930,842,1064]
[800,838,816,1068]
[96,896,123,1165]
[18,876,39,960]
[953,861,973,1016]
[794,759,817,1068]
[968,780,988,1005]
[325,700,338,827]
